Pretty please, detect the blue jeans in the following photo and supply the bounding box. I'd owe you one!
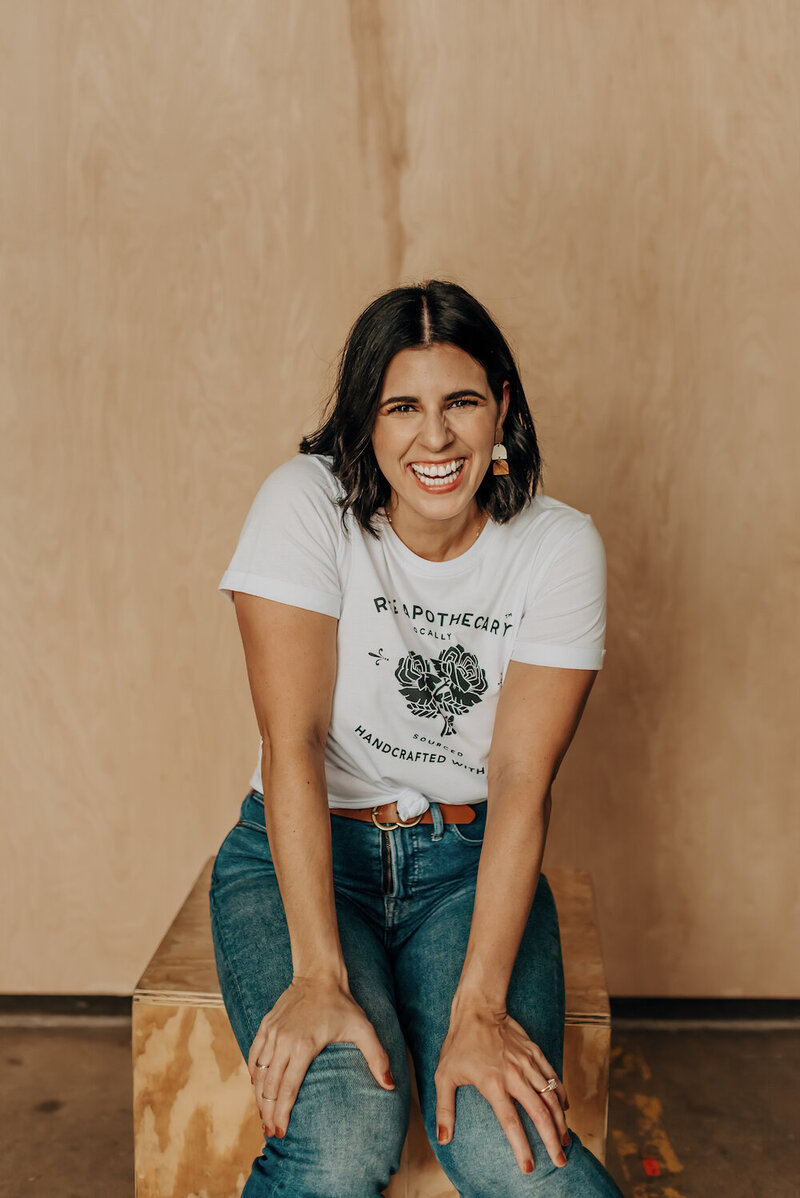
[209,789,624,1197]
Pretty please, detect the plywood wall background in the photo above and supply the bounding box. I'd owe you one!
[1,0,797,996]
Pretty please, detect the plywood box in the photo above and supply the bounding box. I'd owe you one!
[133,859,610,1197]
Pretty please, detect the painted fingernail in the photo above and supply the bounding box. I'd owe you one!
[384,1070,395,1087]
[562,1132,571,1147]
[275,1126,284,1138]
[250,1076,254,1085]
[522,1159,533,1173]
[437,1125,448,1143]
[557,1151,567,1166]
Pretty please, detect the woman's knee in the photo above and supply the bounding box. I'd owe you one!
[251,1043,410,1197]
[433,1088,622,1196]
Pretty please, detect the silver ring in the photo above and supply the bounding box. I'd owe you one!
[537,1077,558,1094]
[255,1061,269,1071]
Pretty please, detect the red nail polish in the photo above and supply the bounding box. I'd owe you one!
[384,1070,395,1087]
[275,1126,284,1138]
[557,1151,567,1166]
[522,1160,533,1173]
[562,1132,570,1147]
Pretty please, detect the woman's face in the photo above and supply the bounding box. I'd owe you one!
[371,342,509,525]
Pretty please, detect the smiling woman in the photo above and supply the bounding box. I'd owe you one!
[211,279,622,1197]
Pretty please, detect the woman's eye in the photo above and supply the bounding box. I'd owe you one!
[384,398,477,414]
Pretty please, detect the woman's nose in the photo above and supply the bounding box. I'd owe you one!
[419,410,454,450]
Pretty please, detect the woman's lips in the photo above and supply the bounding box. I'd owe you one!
[407,458,467,494]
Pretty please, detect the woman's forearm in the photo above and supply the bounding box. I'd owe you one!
[452,783,552,1012]
[261,745,348,984]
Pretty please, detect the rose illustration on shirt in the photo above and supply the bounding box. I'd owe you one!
[394,652,440,718]
[434,644,488,709]
[395,643,488,736]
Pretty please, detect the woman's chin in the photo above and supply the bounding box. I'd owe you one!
[395,487,479,525]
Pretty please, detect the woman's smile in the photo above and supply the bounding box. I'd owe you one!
[408,457,467,492]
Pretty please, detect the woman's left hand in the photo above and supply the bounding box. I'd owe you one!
[434,998,571,1175]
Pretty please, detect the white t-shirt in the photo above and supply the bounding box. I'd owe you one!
[219,454,606,820]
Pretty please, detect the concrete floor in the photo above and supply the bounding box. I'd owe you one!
[0,1020,797,1197]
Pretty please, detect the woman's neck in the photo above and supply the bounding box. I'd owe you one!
[385,500,487,562]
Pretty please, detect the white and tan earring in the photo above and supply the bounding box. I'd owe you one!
[491,434,509,476]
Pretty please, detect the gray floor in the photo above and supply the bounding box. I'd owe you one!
[0,1019,797,1196]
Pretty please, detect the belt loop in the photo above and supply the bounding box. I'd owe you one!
[430,801,445,842]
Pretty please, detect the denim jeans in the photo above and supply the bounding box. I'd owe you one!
[209,789,624,1198]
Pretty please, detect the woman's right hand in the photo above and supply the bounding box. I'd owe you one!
[247,974,396,1137]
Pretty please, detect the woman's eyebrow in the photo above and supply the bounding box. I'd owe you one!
[380,389,488,406]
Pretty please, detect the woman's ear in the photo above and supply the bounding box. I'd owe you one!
[497,380,511,431]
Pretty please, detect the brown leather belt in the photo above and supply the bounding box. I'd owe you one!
[329,800,477,829]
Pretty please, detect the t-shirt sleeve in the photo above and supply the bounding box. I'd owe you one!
[217,456,343,619]
[509,515,607,670]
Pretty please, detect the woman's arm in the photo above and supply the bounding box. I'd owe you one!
[455,659,597,1006]
[232,592,396,1134]
[434,659,598,1175]
[234,591,345,980]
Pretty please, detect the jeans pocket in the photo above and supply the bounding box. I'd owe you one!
[448,823,485,846]
[236,789,268,834]
[236,817,268,834]
[210,822,242,889]
[210,793,272,891]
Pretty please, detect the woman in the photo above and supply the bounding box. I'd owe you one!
[211,279,624,1197]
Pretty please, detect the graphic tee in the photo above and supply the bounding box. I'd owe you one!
[219,454,606,820]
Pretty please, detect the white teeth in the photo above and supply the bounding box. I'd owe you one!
[410,458,464,483]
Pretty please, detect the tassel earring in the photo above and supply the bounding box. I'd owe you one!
[491,439,509,476]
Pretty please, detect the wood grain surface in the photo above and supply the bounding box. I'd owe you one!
[1,1,797,996]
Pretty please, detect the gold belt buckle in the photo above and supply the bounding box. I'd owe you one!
[370,804,424,830]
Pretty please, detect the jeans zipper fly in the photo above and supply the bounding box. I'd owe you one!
[382,829,393,895]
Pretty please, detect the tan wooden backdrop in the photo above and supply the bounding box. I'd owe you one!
[1,0,797,996]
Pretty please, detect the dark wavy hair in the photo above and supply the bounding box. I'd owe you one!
[299,279,542,534]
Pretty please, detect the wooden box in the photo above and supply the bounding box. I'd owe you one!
[133,859,611,1197]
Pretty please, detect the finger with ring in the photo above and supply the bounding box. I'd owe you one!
[528,1070,570,1147]
[529,1050,568,1110]
[510,1075,569,1167]
[256,1055,289,1133]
